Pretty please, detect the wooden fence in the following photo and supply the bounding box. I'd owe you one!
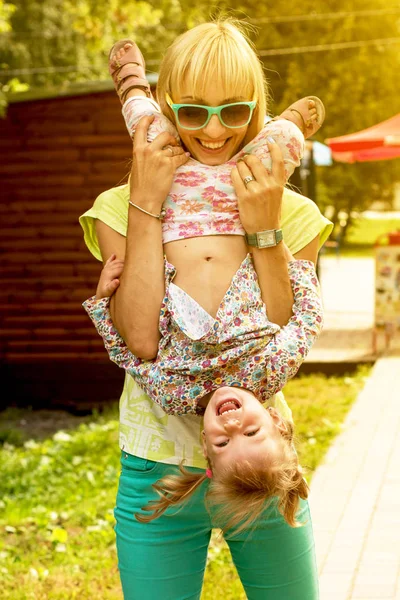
[0,86,134,408]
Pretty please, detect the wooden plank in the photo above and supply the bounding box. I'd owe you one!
[1,194,92,208]
[0,302,89,315]
[24,119,95,136]
[0,226,82,239]
[0,288,92,301]
[0,238,89,251]
[2,314,91,327]
[0,213,83,227]
[0,161,92,176]
[3,339,102,351]
[2,174,85,187]
[0,149,81,163]
[0,276,97,288]
[3,352,110,363]
[0,263,100,276]
[0,327,98,340]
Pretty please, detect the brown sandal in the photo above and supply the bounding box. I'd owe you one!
[108,39,151,104]
[281,96,325,137]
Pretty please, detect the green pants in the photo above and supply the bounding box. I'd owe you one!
[114,452,319,599]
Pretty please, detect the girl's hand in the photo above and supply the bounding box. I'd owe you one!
[130,115,190,211]
[231,140,285,234]
[96,254,125,300]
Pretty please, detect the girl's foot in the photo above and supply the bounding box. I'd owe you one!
[279,96,325,138]
[109,39,151,104]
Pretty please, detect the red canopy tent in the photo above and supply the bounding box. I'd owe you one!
[325,113,400,163]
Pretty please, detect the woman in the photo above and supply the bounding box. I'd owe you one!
[80,19,332,599]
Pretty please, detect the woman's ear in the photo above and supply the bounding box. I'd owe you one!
[201,430,208,459]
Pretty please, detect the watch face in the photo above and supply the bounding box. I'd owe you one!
[257,231,275,247]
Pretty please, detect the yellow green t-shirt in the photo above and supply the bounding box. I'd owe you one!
[80,184,332,467]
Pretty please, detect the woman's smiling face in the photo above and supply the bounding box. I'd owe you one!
[172,86,251,166]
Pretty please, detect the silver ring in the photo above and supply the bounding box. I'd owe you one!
[243,175,255,187]
[167,146,173,154]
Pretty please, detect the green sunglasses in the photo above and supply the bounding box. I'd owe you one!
[166,93,257,130]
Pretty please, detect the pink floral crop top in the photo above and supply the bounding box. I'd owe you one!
[123,97,304,244]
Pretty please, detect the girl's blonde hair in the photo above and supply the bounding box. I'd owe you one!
[156,18,269,145]
[136,419,309,533]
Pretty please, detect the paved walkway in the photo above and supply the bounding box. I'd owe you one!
[306,256,400,363]
[305,256,400,599]
[310,356,400,599]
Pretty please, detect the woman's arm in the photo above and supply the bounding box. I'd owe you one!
[96,116,188,359]
[232,140,294,327]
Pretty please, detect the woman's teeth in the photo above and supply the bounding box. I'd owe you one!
[198,140,227,150]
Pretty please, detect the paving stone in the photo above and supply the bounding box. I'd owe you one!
[311,356,400,599]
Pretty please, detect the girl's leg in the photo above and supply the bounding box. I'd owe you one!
[222,499,319,600]
[122,96,179,143]
[115,452,212,600]
[109,42,179,143]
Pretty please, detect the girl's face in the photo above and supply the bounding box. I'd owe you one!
[172,85,251,166]
[202,387,287,470]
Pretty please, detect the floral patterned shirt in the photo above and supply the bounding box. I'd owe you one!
[123,97,304,243]
[83,258,322,415]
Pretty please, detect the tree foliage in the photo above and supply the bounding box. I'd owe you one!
[1,0,399,222]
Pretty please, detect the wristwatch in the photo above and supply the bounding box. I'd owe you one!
[245,229,283,248]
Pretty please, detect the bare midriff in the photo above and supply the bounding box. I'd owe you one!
[164,234,248,318]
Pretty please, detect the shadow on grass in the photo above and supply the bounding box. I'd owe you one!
[0,402,119,446]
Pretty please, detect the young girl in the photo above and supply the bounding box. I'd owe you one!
[84,248,318,532]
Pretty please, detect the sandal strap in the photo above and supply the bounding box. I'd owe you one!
[114,63,148,88]
[288,108,308,134]
[109,41,150,103]
[118,77,151,103]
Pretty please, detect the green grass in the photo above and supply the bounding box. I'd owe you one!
[0,366,370,599]
[323,216,400,258]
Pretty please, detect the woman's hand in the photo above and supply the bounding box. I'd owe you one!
[232,141,294,326]
[130,115,189,211]
[231,140,285,233]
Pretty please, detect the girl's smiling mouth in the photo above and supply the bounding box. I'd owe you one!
[216,398,242,416]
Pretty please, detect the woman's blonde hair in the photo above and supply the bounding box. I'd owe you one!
[136,419,309,533]
[156,18,269,145]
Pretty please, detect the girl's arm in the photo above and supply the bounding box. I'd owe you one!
[83,295,146,374]
[232,140,294,327]
[83,294,189,416]
[259,259,323,398]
